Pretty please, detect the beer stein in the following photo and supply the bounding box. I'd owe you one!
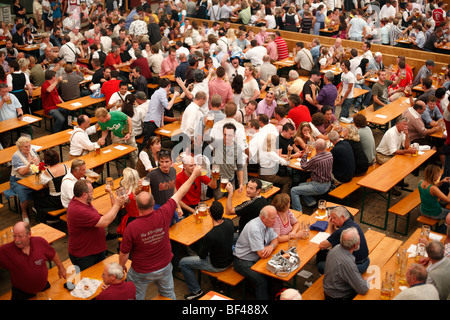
[318,200,327,217]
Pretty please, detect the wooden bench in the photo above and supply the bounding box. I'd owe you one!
[388,188,421,235]
[151,294,172,300]
[0,181,19,213]
[199,265,245,299]
[302,229,387,300]
[328,162,380,203]
[417,215,439,228]
[33,109,53,132]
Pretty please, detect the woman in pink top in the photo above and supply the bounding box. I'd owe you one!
[271,194,306,242]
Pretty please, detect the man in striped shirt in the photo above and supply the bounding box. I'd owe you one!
[290,138,333,212]
[273,31,289,60]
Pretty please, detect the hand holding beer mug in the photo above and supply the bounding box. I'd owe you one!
[141,177,150,192]
[221,178,229,193]
[211,164,220,180]
[105,177,114,192]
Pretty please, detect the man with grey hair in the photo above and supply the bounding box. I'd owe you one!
[323,227,370,300]
[96,262,136,300]
[119,164,203,300]
[233,205,279,300]
[290,138,333,212]
[393,263,439,300]
[424,240,450,300]
[288,70,306,96]
[317,206,370,274]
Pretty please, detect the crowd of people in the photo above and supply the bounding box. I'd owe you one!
[0,0,450,302]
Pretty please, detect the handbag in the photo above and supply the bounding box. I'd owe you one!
[266,247,300,277]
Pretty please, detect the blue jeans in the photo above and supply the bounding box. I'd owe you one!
[233,256,269,300]
[179,255,228,293]
[126,263,176,300]
[354,83,372,109]
[290,181,331,212]
[339,98,354,119]
[48,108,69,133]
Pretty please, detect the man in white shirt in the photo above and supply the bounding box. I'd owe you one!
[376,115,414,161]
[293,41,314,77]
[180,91,207,141]
[380,0,397,19]
[60,159,86,209]
[108,82,132,112]
[175,41,190,61]
[100,29,112,54]
[337,60,355,119]
[361,42,373,59]
[148,44,164,76]
[69,114,98,159]
[206,22,220,38]
[221,53,245,82]
[132,91,149,138]
[217,30,231,55]
[128,14,149,43]
[348,13,368,41]
[59,35,80,64]
[243,39,267,67]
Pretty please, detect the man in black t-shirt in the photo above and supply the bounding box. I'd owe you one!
[12,23,26,49]
[302,69,321,116]
[179,201,235,300]
[225,178,267,235]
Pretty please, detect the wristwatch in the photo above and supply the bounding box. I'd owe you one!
[271,243,276,249]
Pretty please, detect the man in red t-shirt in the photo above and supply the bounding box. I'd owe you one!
[41,70,69,133]
[389,60,412,102]
[432,2,446,27]
[119,165,202,300]
[67,179,126,271]
[104,45,126,71]
[175,155,218,217]
[0,221,67,300]
[101,70,122,105]
[96,262,136,300]
[287,93,312,129]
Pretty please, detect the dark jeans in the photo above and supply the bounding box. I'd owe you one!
[11,282,50,300]
[143,121,158,147]
[233,256,269,300]
[69,251,106,272]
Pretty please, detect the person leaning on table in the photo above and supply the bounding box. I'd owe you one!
[393,263,439,300]
[323,227,371,300]
[0,221,67,300]
[233,205,279,300]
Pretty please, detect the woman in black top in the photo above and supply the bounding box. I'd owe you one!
[13,0,27,20]
[8,60,32,115]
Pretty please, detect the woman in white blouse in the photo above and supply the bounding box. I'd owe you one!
[241,63,260,108]
[136,136,162,178]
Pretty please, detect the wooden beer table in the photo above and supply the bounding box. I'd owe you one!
[0,129,73,165]
[357,149,436,231]
[273,57,296,70]
[319,24,340,36]
[363,96,411,133]
[199,290,233,300]
[354,228,446,300]
[0,223,66,245]
[32,254,131,300]
[155,121,182,138]
[0,114,42,138]
[17,143,137,191]
[56,95,106,112]
[251,202,359,285]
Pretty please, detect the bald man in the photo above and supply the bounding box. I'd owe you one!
[0,222,67,300]
[233,205,279,300]
[96,262,136,300]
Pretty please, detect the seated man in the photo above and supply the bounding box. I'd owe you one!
[69,114,98,160]
[290,138,333,212]
[402,99,440,145]
[323,227,370,300]
[60,159,87,209]
[107,81,132,111]
[421,96,443,129]
[233,205,279,300]
[175,155,217,217]
[96,262,136,300]
[317,206,370,274]
[179,201,234,300]
[41,70,69,133]
[225,178,267,237]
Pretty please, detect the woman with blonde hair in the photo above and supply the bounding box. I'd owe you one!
[106,167,141,236]
[10,136,40,223]
[294,121,315,150]
[342,124,369,176]
[418,164,450,223]
[271,193,306,242]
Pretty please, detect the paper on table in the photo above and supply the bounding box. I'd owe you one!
[70,277,102,299]
[71,102,83,107]
[103,149,112,153]
[21,116,38,123]
[429,232,443,242]
[310,232,330,244]
[31,145,42,151]
[158,129,171,134]
[375,114,387,119]
[210,295,229,300]
[114,145,128,150]
[67,130,73,134]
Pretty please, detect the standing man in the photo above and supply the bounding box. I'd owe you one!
[119,164,203,300]
[0,221,67,300]
[95,107,138,170]
[179,201,234,300]
[142,78,180,145]
[67,179,125,271]
[302,69,322,116]
[233,205,279,300]
[337,60,355,120]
